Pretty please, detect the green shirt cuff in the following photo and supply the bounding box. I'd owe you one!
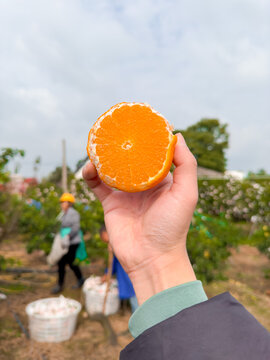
[129,280,207,338]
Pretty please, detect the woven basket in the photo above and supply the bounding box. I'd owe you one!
[83,278,120,316]
[25,298,81,342]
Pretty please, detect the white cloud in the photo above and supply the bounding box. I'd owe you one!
[235,40,269,81]
[0,0,269,177]
[14,88,61,119]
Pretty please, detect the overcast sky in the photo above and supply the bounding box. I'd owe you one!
[0,0,269,178]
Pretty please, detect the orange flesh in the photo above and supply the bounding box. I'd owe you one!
[87,103,177,192]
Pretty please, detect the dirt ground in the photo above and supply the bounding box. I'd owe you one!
[0,240,270,360]
[205,245,270,330]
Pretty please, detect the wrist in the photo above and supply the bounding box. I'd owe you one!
[128,246,196,305]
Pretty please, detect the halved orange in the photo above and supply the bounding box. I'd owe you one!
[86,102,177,192]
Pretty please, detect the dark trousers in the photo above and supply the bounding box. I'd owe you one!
[58,244,83,286]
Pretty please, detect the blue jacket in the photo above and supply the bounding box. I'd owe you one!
[112,257,135,299]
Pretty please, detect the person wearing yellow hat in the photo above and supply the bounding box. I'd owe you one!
[51,193,85,294]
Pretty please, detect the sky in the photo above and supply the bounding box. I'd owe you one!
[0,0,269,178]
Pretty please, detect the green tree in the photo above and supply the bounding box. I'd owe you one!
[174,119,229,172]
[0,148,25,268]
[247,169,269,178]
[0,148,25,183]
[45,166,72,187]
[75,156,88,172]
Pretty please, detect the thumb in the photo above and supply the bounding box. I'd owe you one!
[170,133,198,207]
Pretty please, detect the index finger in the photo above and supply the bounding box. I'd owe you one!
[82,161,113,203]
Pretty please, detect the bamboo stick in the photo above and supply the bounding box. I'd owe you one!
[102,247,113,314]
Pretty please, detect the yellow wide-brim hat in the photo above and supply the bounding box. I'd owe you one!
[60,193,75,203]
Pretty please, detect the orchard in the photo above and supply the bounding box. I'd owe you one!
[14,175,270,282]
[1,143,269,282]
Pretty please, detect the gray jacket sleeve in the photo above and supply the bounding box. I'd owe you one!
[120,292,270,360]
[68,211,80,239]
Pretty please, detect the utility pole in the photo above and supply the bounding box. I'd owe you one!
[62,139,68,192]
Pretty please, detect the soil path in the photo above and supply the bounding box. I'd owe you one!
[0,241,270,359]
[206,245,270,329]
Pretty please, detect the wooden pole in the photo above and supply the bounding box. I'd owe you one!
[62,139,68,192]
[102,247,114,315]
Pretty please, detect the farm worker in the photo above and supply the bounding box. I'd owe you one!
[100,225,138,313]
[51,193,85,294]
[83,133,270,359]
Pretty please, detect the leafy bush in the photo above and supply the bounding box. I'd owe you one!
[0,147,25,242]
[19,179,106,259]
[0,254,21,270]
[188,211,244,282]
[197,178,270,224]
[18,175,268,281]
[0,193,23,241]
[249,225,270,259]
[19,183,62,254]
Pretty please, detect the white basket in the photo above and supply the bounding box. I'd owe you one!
[83,277,120,316]
[25,297,81,342]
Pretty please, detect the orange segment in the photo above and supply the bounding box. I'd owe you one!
[87,102,177,192]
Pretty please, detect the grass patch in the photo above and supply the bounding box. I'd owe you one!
[263,268,270,279]
[0,317,22,339]
[0,281,31,294]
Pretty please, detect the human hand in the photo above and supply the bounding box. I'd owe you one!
[83,133,198,304]
[101,274,108,284]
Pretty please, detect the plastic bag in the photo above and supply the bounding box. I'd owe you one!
[60,228,88,262]
[47,233,68,266]
[76,232,88,261]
